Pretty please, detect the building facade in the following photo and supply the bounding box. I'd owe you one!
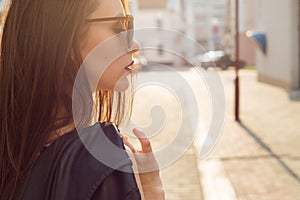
[254,0,299,97]
[133,0,191,65]
[185,0,227,51]
[132,0,231,65]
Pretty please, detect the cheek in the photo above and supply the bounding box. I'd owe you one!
[97,57,128,90]
[103,58,124,79]
[79,29,108,60]
[79,26,130,91]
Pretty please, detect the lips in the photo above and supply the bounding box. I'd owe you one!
[125,60,134,72]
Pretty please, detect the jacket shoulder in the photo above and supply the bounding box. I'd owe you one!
[20,122,140,200]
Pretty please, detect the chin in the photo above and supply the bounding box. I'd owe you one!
[113,78,130,92]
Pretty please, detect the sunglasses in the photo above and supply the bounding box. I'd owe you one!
[86,13,134,48]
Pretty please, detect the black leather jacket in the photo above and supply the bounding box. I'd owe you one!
[17,122,141,200]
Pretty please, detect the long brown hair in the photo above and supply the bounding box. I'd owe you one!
[0,0,133,199]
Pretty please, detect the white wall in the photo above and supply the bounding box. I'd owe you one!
[186,0,227,50]
[290,0,299,90]
[135,7,192,64]
[256,0,299,90]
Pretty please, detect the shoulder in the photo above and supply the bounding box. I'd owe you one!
[21,122,140,200]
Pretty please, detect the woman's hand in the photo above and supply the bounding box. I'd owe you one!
[121,128,165,200]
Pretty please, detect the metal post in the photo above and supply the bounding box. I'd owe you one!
[235,0,240,122]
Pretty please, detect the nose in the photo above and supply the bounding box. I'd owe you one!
[128,40,140,54]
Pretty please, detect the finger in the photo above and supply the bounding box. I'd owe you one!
[122,136,137,153]
[132,128,152,153]
[119,132,128,140]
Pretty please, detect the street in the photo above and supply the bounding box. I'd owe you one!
[125,66,300,200]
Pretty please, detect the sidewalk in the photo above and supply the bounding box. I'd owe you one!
[133,67,300,200]
[131,66,204,200]
[196,69,300,200]
[160,146,203,200]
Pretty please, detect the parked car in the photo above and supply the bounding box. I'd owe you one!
[194,50,245,70]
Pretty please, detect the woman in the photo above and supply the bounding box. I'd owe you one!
[0,0,164,199]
